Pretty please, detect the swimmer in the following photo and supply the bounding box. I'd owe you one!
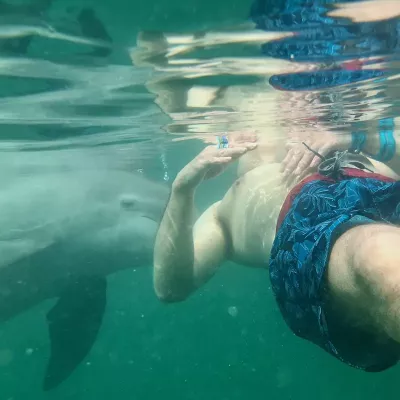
[154,126,400,372]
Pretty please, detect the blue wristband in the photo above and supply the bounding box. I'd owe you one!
[385,130,396,162]
[366,118,396,162]
[379,118,396,162]
[350,131,366,153]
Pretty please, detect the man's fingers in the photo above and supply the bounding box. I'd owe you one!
[291,142,335,183]
[280,150,293,172]
[229,131,258,144]
[219,147,246,156]
[309,143,333,167]
[293,151,315,175]
[285,137,305,150]
[281,148,304,177]
[200,146,250,167]
[211,156,232,163]
[213,146,256,158]
[310,155,322,169]
[293,168,312,185]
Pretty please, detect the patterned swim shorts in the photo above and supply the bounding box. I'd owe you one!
[269,168,400,371]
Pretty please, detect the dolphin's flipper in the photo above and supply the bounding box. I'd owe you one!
[77,8,113,57]
[43,276,107,391]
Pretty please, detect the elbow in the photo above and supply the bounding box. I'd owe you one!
[153,262,195,303]
[153,273,193,303]
[154,286,191,303]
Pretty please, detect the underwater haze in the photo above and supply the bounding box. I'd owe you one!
[0,0,399,399]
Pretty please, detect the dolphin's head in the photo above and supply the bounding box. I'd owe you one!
[118,185,168,224]
[76,170,170,225]
[74,171,170,266]
[115,173,170,245]
[46,170,171,276]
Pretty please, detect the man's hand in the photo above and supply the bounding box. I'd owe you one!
[154,132,256,301]
[174,133,257,192]
[281,131,351,185]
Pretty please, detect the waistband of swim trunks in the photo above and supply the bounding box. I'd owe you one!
[276,168,396,233]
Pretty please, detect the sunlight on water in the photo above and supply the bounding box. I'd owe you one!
[129,1,400,143]
[0,54,164,151]
[0,2,169,155]
[1,0,399,153]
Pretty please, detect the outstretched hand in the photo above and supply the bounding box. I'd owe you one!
[173,132,258,192]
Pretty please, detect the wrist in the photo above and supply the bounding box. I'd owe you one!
[339,133,352,151]
[349,131,367,153]
[356,118,396,162]
[172,173,197,196]
[361,134,380,156]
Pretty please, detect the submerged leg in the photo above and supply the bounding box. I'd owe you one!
[327,223,400,344]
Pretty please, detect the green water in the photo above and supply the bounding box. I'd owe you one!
[0,0,399,398]
[1,146,398,399]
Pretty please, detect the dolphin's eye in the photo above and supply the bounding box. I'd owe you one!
[120,196,137,210]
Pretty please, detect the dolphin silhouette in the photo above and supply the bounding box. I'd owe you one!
[0,149,170,390]
[0,0,113,58]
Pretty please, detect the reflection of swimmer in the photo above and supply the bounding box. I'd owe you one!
[154,127,400,373]
[329,0,400,23]
[250,0,398,90]
[131,1,398,137]
[251,0,399,142]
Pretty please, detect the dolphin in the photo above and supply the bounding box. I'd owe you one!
[0,0,113,59]
[0,149,170,391]
[0,0,54,56]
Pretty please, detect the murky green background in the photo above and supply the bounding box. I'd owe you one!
[0,0,398,398]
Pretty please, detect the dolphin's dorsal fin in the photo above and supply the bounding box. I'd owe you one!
[43,276,107,391]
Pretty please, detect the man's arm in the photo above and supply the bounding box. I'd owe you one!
[280,122,400,183]
[154,197,226,302]
[360,127,400,176]
[153,137,257,302]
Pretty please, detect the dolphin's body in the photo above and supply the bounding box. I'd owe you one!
[0,149,170,390]
[0,0,165,390]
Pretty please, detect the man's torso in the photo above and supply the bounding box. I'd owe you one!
[216,154,399,268]
[217,162,287,267]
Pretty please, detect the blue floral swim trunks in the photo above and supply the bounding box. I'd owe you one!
[269,167,400,371]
